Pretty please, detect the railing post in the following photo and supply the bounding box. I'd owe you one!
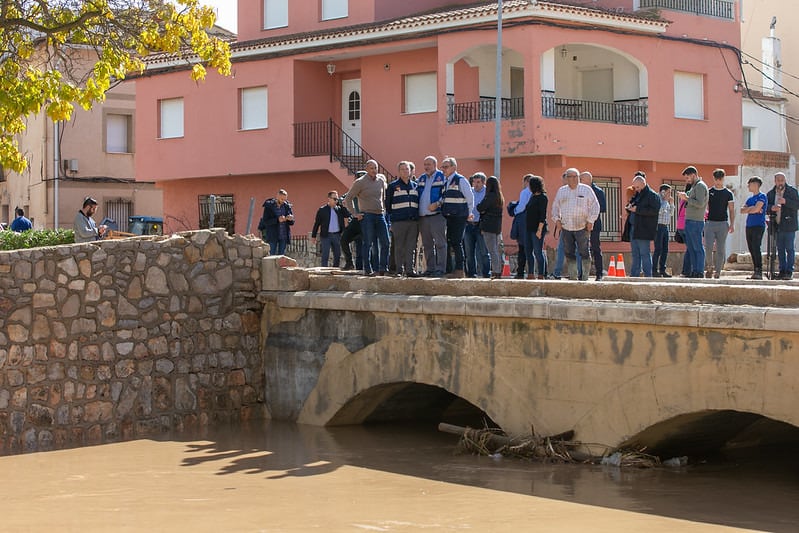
[328,118,333,163]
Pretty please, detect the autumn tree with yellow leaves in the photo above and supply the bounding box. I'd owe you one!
[0,0,232,173]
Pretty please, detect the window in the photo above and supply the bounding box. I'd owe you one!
[348,91,360,121]
[743,127,753,150]
[199,194,235,235]
[159,98,184,139]
[593,177,621,241]
[104,199,132,229]
[321,0,347,21]
[404,72,437,114]
[264,0,288,29]
[241,87,268,130]
[106,113,132,153]
[674,71,704,120]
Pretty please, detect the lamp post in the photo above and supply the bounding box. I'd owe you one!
[494,0,503,178]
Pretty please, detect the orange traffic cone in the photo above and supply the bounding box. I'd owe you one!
[501,254,511,278]
[607,255,616,277]
[615,254,626,277]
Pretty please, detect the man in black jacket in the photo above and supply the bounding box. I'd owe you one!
[311,191,350,267]
[766,172,799,280]
[627,173,661,277]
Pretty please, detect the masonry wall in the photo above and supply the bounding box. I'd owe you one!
[0,230,267,454]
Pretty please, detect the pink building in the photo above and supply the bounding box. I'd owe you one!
[136,0,743,251]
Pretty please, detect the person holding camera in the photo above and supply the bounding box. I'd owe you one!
[766,172,799,280]
[677,166,708,279]
[311,191,349,267]
[73,197,107,243]
[258,189,294,256]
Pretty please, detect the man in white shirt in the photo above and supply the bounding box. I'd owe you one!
[551,168,600,280]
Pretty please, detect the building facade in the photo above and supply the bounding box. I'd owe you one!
[136,0,743,251]
[0,46,163,231]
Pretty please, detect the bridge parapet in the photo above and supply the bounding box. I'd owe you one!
[259,258,799,451]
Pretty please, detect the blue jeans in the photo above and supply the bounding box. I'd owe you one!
[524,229,547,276]
[464,223,490,277]
[630,239,653,277]
[776,230,796,274]
[361,213,390,274]
[268,239,288,256]
[445,216,468,271]
[320,233,342,267]
[652,224,669,274]
[684,220,705,276]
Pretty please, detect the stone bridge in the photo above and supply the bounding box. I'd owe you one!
[260,258,799,454]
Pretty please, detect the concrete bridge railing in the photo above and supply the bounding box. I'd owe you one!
[259,258,799,450]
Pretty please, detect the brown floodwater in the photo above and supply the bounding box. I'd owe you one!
[0,420,795,532]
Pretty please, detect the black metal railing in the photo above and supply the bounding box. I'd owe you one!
[446,97,524,124]
[639,0,735,19]
[293,119,394,179]
[542,96,648,126]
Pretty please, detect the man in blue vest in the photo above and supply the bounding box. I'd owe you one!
[439,157,475,279]
[416,156,448,277]
[386,161,420,276]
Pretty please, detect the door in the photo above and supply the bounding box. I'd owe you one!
[341,79,361,156]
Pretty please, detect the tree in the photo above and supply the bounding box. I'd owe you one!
[0,0,232,173]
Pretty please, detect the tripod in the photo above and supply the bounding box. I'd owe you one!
[766,214,778,280]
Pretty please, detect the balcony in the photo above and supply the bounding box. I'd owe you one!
[638,0,735,20]
[446,97,525,125]
[542,95,648,126]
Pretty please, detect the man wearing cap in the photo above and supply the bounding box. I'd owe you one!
[73,197,107,243]
[766,171,799,280]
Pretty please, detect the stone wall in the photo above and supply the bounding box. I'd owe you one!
[0,230,267,454]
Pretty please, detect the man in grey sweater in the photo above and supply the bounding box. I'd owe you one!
[677,166,709,278]
[344,160,389,276]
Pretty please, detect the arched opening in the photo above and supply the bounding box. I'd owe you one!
[326,382,498,429]
[541,43,648,125]
[446,45,525,124]
[620,410,799,459]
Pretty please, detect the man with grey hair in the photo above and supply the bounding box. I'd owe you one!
[766,171,799,280]
[416,155,448,277]
[344,160,389,276]
[439,157,475,278]
[551,168,599,280]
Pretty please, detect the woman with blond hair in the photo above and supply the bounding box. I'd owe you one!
[477,175,505,279]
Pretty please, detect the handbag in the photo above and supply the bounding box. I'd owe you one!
[621,218,631,242]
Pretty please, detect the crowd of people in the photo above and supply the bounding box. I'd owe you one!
[257,160,799,281]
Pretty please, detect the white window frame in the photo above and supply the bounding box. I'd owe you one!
[404,72,438,114]
[264,0,288,29]
[106,113,132,153]
[159,98,184,139]
[241,86,268,131]
[321,0,348,21]
[674,71,704,120]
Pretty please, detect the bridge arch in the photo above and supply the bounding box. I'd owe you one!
[573,359,799,450]
[296,333,534,433]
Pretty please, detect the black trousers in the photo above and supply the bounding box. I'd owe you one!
[341,219,362,269]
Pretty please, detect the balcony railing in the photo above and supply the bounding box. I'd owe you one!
[542,95,648,126]
[638,0,735,20]
[447,97,524,124]
[293,119,394,179]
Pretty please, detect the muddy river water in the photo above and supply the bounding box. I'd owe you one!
[0,420,796,532]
